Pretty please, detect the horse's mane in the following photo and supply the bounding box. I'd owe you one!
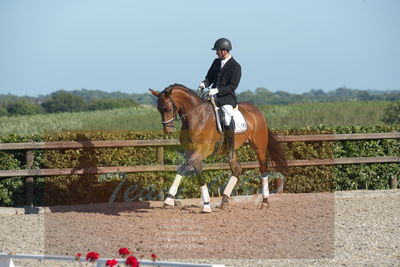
[165,83,203,101]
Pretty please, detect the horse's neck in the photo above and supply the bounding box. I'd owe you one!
[174,90,202,115]
[173,90,215,132]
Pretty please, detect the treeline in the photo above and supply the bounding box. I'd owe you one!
[67,86,400,104]
[0,91,138,117]
[1,87,400,117]
[238,87,400,105]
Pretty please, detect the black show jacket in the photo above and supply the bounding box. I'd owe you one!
[203,57,241,107]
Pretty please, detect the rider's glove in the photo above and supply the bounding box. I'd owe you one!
[208,88,219,96]
[198,82,206,91]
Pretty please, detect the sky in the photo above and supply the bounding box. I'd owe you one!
[0,0,399,96]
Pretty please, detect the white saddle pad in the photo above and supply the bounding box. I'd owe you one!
[214,106,248,134]
[232,108,248,134]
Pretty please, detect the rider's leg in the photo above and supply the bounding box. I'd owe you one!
[225,120,235,160]
[221,105,235,160]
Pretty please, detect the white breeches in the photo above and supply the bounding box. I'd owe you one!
[221,105,234,126]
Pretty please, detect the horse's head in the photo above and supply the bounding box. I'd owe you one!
[149,88,178,134]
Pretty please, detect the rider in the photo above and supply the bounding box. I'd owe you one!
[198,38,242,159]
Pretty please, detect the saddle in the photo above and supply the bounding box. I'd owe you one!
[209,97,248,134]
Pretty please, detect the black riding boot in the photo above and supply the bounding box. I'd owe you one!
[224,120,235,160]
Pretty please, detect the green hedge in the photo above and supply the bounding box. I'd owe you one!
[334,125,400,190]
[0,134,44,206]
[0,125,399,206]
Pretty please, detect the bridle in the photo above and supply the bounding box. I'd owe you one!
[157,93,181,128]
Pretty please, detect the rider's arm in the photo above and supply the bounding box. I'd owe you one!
[203,59,221,88]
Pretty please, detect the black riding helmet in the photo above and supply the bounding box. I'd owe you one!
[212,38,232,51]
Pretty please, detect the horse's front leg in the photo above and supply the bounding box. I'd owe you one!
[178,151,213,213]
[163,158,192,207]
[221,153,242,209]
[163,152,211,214]
[163,173,183,207]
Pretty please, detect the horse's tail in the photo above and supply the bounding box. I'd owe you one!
[267,129,288,174]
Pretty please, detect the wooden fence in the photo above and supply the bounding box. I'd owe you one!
[0,132,399,206]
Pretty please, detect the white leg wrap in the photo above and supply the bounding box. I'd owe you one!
[163,197,175,206]
[168,174,183,196]
[164,174,183,206]
[201,185,212,213]
[262,176,270,198]
[201,185,210,203]
[223,176,238,197]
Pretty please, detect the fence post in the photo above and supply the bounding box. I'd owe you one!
[156,146,164,165]
[390,174,398,189]
[25,149,34,207]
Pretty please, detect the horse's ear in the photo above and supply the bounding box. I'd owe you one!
[148,88,160,97]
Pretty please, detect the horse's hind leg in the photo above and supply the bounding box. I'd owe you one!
[190,154,213,213]
[221,153,242,209]
[254,153,271,208]
[249,133,271,209]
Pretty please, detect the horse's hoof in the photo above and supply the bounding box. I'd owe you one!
[163,197,175,207]
[260,197,269,209]
[221,195,229,210]
[175,200,182,207]
[201,204,212,213]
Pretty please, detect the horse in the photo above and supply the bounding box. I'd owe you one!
[149,84,287,213]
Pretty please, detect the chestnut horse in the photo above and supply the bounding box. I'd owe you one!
[149,84,287,212]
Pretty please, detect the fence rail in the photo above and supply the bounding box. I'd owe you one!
[0,132,399,206]
[0,156,398,178]
[0,132,399,151]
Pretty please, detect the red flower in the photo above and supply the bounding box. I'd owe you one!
[75,253,82,261]
[118,247,131,257]
[125,255,140,267]
[86,251,99,262]
[151,253,157,261]
[105,259,118,266]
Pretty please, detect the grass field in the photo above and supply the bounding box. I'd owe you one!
[0,106,163,137]
[0,101,390,137]
[262,101,389,128]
